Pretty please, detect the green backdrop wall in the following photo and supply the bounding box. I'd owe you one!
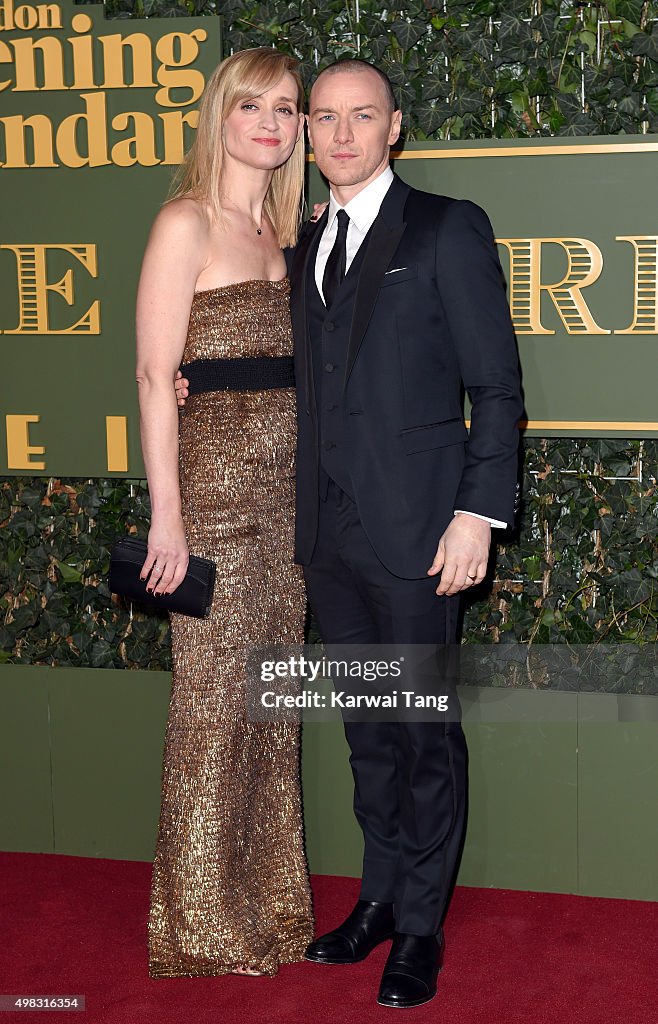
[1,1,657,897]
[2,663,658,899]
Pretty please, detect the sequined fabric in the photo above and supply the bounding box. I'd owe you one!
[148,279,314,978]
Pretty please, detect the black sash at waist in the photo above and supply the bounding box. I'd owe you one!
[180,356,295,394]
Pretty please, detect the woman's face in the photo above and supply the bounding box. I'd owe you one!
[222,71,304,172]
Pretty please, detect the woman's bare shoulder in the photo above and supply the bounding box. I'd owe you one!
[139,196,212,291]
[151,196,210,243]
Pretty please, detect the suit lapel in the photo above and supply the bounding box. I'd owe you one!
[344,175,410,387]
[290,210,328,411]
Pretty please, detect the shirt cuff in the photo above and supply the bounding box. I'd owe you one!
[454,510,507,529]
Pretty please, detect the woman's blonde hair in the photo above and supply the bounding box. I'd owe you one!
[168,48,305,249]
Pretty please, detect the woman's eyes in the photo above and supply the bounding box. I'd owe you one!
[240,103,295,116]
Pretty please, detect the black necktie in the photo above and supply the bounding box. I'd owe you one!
[322,209,350,308]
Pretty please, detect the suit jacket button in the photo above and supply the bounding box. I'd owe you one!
[324,362,336,372]
[325,321,335,332]
[323,440,335,451]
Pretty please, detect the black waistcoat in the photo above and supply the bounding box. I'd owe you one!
[306,233,371,498]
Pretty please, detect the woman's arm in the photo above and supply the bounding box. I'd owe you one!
[135,198,208,595]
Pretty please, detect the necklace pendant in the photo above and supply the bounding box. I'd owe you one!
[256,228,262,235]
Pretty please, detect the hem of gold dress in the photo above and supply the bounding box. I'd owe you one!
[148,947,310,980]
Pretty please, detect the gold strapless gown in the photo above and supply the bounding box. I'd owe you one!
[148,279,314,978]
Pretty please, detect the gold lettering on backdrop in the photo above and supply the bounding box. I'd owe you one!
[1,111,56,167]
[154,30,206,108]
[68,14,94,89]
[0,244,100,334]
[0,38,11,91]
[159,108,199,164]
[0,23,206,95]
[6,414,45,469]
[111,111,159,167]
[615,237,658,334]
[0,1,61,32]
[10,33,66,90]
[106,416,128,472]
[0,1,209,168]
[56,92,110,167]
[497,238,610,335]
[98,32,156,90]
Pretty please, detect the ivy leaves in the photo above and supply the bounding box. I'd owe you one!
[91,0,658,140]
[2,438,656,688]
[462,438,658,673]
[633,19,658,60]
[0,479,170,670]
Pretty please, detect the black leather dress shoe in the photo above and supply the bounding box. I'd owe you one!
[377,931,445,1008]
[305,900,395,965]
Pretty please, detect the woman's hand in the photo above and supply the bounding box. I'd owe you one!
[140,517,189,596]
[311,201,329,222]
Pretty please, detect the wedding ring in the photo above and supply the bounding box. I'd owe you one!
[467,574,477,580]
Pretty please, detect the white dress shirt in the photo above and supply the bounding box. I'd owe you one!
[315,167,395,297]
[314,167,506,530]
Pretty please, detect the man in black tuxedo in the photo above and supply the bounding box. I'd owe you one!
[293,60,522,1009]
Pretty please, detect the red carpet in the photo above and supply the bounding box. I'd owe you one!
[1,853,656,1024]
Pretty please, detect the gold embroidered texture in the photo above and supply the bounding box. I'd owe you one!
[148,279,313,978]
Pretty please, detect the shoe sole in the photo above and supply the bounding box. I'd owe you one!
[377,991,437,1009]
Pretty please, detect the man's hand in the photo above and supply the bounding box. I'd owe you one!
[427,513,491,596]
[174,369,189,407]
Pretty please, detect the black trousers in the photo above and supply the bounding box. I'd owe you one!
[303,480,468,936]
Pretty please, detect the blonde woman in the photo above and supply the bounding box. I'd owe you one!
[136,48,313,978]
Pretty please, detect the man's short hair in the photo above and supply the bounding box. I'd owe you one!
[311,60,398,113]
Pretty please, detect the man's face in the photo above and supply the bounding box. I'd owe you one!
[307,67,402,195]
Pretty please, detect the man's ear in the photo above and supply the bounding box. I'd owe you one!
[389,109,402,146]
[305,113,314,149]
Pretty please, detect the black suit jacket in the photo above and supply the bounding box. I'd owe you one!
[290,174,523,579]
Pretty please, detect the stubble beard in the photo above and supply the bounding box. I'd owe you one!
[316,154,387,191]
